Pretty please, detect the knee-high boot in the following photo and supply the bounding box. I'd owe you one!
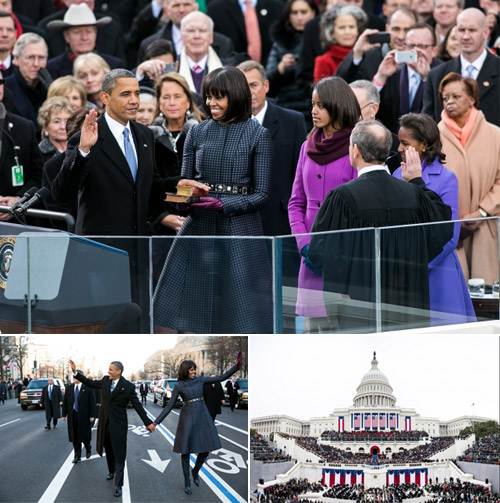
[192,452,208,487]
[181,454,191,494]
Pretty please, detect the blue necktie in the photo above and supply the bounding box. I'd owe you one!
[123,128,137,181]
[409,73,420,108]
[49,386,52,400]
[74,385,79,412]
[111,380,116,392]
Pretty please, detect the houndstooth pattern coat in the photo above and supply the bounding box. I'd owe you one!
[153,119,274,333]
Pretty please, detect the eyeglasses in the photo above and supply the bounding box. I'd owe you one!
[405,43,433,50]
[21,55,47,64]
[360,102,375,110]
[0,79,5,85]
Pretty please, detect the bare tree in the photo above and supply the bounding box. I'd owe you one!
[206,336,248,376]
[12,337,29,380]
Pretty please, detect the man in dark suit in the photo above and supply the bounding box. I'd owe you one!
[45,4,123,79]
[139,381,148,404]
[70,359,155,498]
[207,0,283,66]
[41,378,63,430]
[37,0,126,61]
[423,8,500,127]
[335,6,417,83]
[62,376,97,463]
[225,377,239,412]
[372,22,442,132]
[307,120,452,331]
[0,71,43,223]
[137,0,234,65]
[239,60,307,236]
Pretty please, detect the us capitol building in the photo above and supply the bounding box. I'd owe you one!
[251,352,492,438]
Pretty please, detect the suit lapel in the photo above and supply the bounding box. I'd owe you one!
[98,116,135,184]
[262,101,278,139]
[476,52,499,100]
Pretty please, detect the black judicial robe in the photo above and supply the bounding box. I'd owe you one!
[308,171,453,330]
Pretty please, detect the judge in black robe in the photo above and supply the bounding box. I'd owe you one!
[308,120,453,331]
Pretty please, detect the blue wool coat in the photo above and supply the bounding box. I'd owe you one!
[153,119,274,333]
[393,158,476,324]
[154,364,240,454]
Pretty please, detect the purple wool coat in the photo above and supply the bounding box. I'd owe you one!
[288,142,357,317]
[393,158,476,325]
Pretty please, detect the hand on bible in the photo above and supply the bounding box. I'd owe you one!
[177,178,211,196]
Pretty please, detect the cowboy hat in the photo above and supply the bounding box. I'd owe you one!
[47,4,112,30]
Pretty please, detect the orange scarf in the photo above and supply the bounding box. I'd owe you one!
[440,106,479,147]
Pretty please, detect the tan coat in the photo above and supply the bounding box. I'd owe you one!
[439,111,500,283]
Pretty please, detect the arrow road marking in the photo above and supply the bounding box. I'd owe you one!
[142,449,171,473]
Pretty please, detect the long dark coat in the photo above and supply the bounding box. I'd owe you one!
[41,384,62,421]
[203,381,224,418]
[62,383,97,444]
[75,373,152,463]
[155,364,240,454]
[153,119,274,333]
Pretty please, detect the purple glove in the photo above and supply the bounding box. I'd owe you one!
[191,196,223,212]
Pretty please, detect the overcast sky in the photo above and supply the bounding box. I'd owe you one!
[24,335,179,376]
[249,335,499,423]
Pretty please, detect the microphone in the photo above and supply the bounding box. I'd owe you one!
[10,187,38,212]
[13,187,50,215]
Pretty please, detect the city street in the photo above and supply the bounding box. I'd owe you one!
[0,394,248,503]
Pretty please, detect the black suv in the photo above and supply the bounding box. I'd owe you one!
[20,378,65,410]
[153,379,182,408]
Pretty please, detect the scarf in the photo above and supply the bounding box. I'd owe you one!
[14,66,44,109]
[440,106,479,147]
[306,127,352,165]
[326,44,352,75]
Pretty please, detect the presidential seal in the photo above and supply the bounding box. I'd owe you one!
[0,237,15,289]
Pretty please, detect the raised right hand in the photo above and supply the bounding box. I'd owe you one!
[79,109,98,153]
[69,360,76,373]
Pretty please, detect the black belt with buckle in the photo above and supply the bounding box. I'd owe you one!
[186,397,204,404]
[206,183,253,195]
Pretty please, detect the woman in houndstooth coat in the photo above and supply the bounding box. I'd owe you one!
[152,353,242,494]
[153,67,274,333]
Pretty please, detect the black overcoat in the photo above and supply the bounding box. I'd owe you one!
[203,381,224,417]
[74,373,152,463]
[155,364,240,454]
[62,383,97,444]
[41,384,62,421]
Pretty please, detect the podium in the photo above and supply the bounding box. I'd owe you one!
[0,223,131,333]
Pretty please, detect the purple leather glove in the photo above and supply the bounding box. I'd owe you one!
[191,196,223,212]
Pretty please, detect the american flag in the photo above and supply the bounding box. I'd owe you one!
[379,413,386,428]
[365,413,371,429]
[372,413,379,428]
[389,414,397,429]
[354,413,361,429]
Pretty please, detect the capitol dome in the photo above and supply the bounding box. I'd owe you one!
[353,352,396,408]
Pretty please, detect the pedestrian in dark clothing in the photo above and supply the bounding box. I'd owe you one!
[225,377,240,412]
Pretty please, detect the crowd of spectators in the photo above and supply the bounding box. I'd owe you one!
[251,433,293,464]
[258,478,323,503]
[424,480,500,503]
[321,430,430,442]
[457,434,500,465]
[280,433,461,464]
[323,483,424,501]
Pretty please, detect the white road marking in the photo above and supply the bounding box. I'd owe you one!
[123,462,131,503]
[215,419,247,435]
[38,449,75,503]
[0,418,20,428]
[218,434,248,451]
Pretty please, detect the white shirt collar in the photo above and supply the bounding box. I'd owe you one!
[104,112,131,141]
[460,50,488,77]
[239,0,257,12]
[252,100,268,125]
[171,24,183,55]
[358,164,390,177]
[187,54,208,71]
[0,54,12,67]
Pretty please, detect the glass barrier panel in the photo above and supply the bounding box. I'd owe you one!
[151,235,274,334]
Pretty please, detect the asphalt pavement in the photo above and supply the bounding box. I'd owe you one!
[0,395,248,503]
